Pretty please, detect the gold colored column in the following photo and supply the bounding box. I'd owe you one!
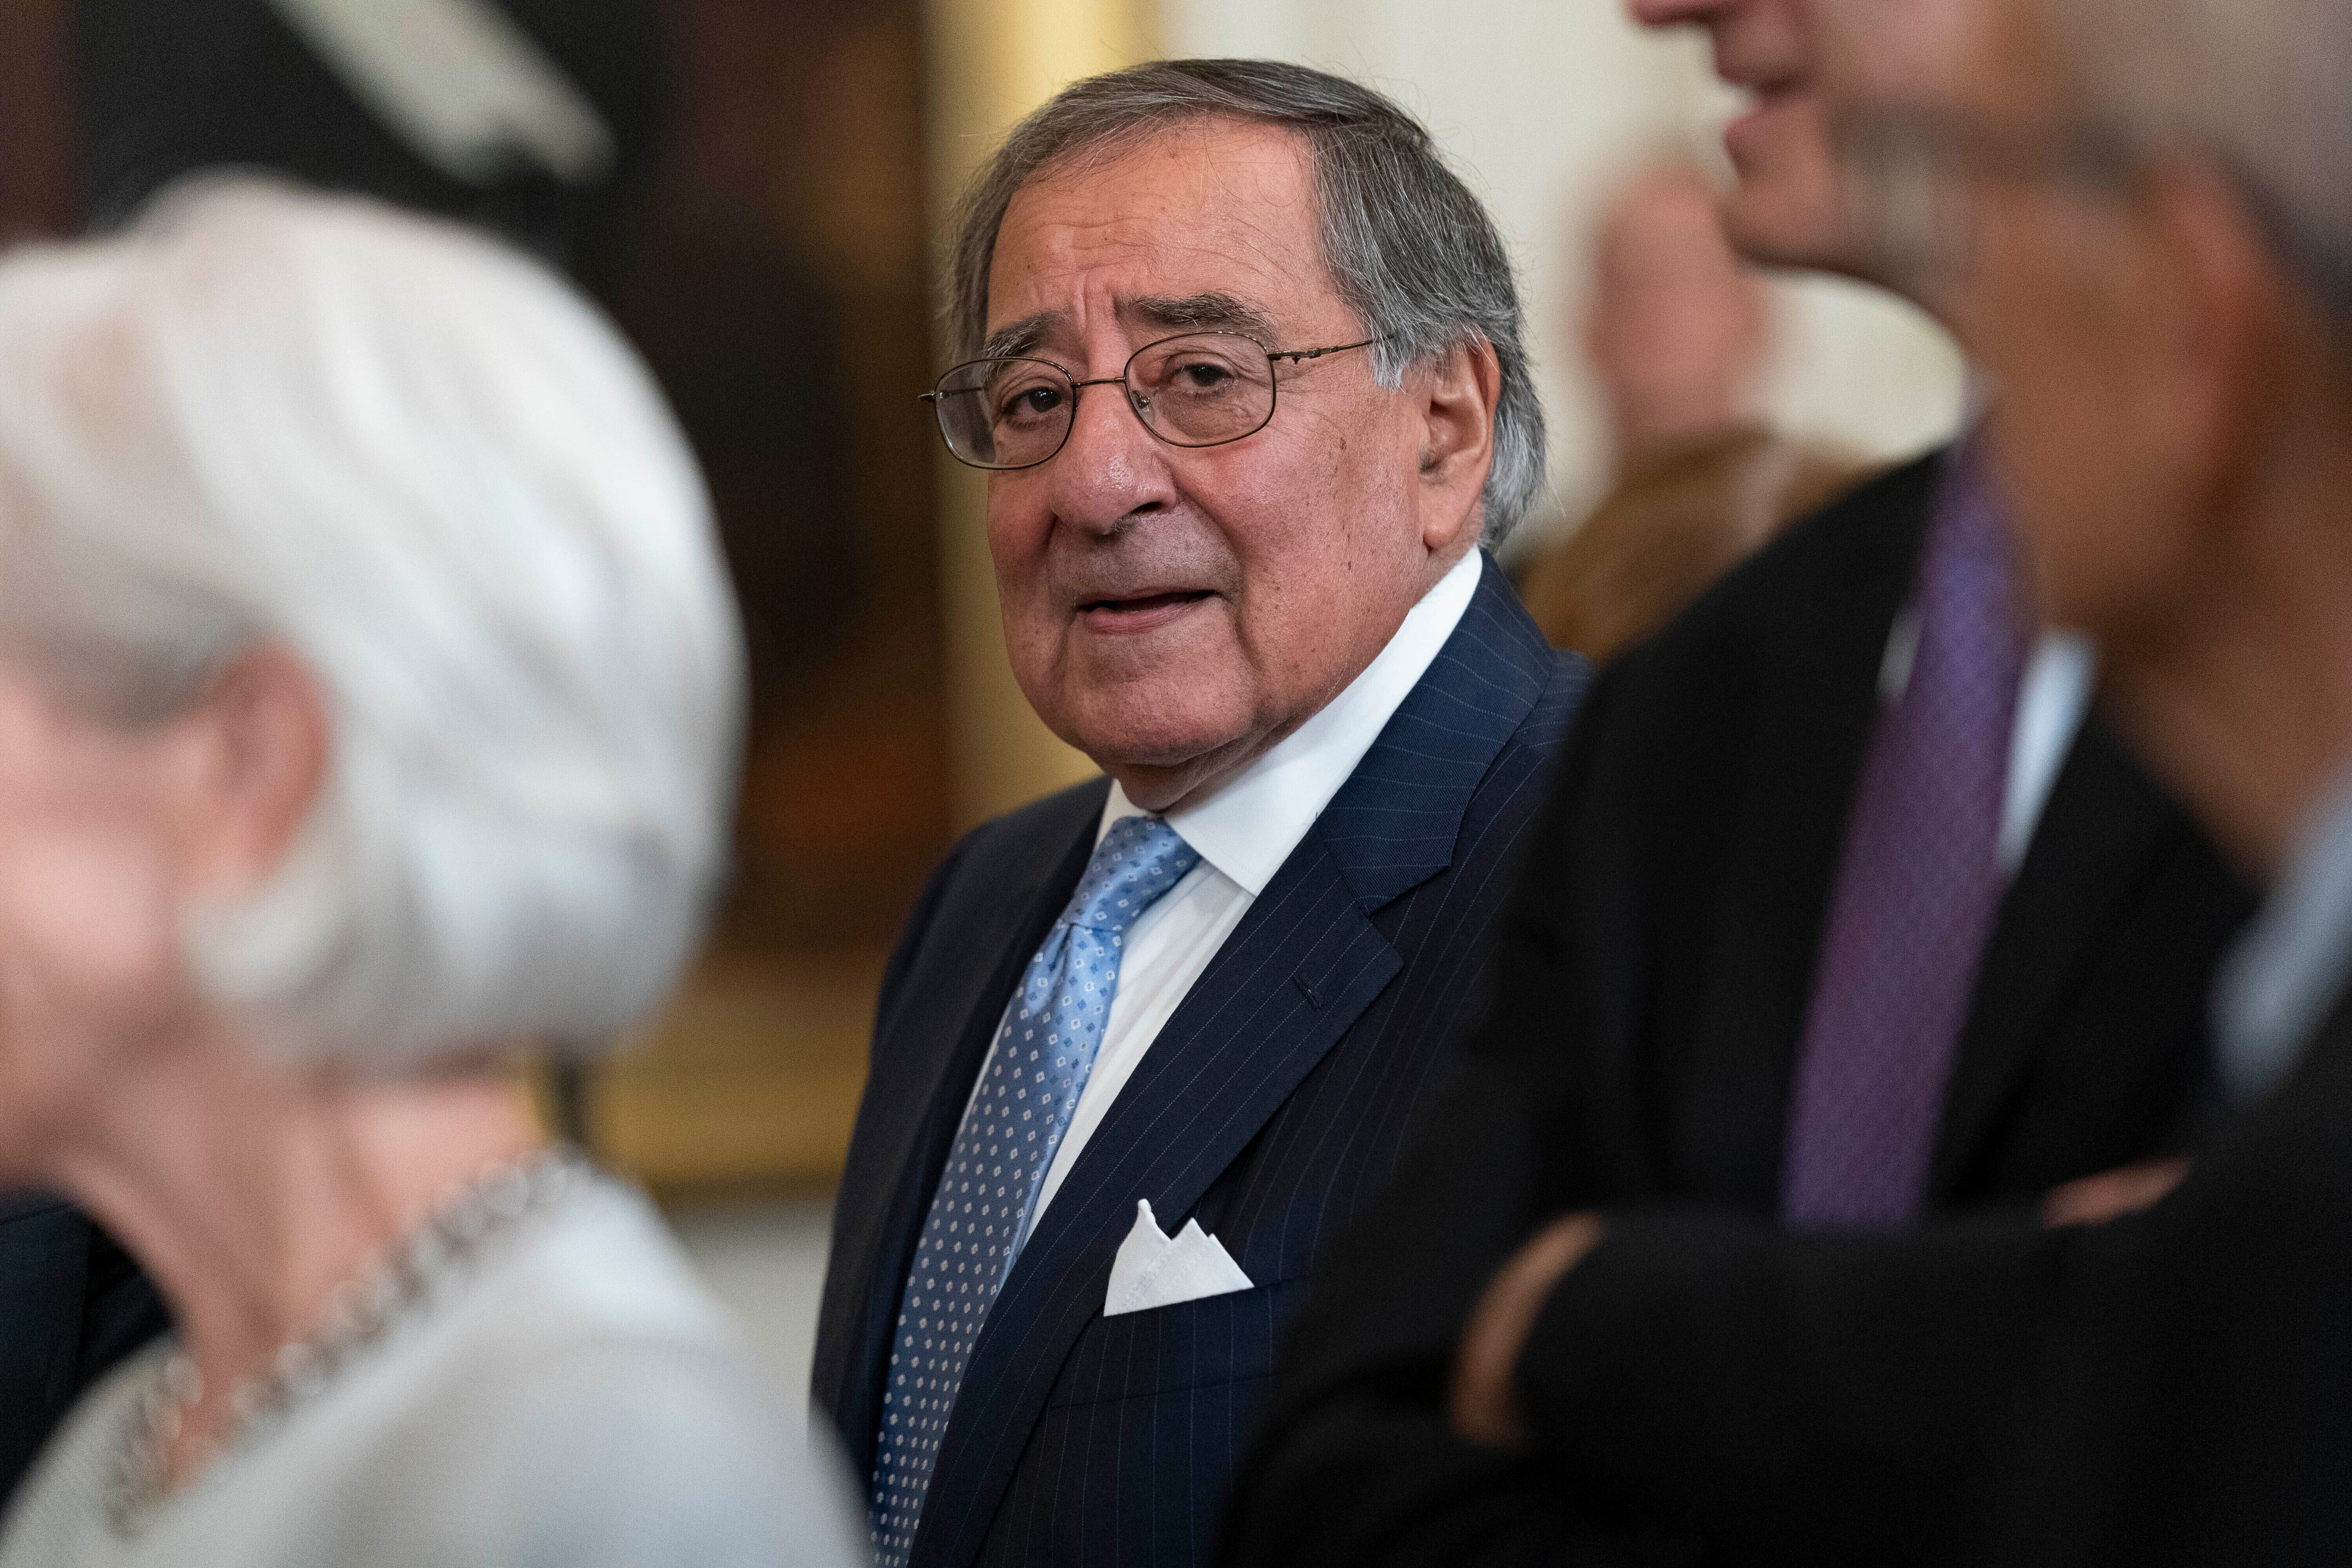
[925,0,1158,834]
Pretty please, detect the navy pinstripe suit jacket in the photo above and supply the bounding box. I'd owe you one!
[812,557,1586,1568]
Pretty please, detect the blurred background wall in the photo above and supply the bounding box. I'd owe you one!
[0,0,1966,1385]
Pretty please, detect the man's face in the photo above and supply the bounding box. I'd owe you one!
[982,119,1484,810]
[1628,0,1989,282]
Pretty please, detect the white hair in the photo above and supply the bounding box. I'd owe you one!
[2056,0,2352,337]
[0,180,745,1071]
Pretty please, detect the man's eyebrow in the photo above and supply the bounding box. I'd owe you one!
[975,294,1279,362]
[1127,293,1280,342]
[978,311,1063,361]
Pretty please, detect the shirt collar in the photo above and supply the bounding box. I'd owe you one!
[1097,548,1486,897]
[2215,761,2352,1099]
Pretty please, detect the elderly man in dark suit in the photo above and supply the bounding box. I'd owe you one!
[1223,0,2256,1564]
[810,59,1584,1568]
[1235,0,2352,1560]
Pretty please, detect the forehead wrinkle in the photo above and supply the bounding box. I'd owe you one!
[987,123,1339,351]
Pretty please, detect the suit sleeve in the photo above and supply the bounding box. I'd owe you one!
[1515,1210,2062,1564]
[1514,1005,2352,1568]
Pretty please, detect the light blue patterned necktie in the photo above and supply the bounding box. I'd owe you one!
[869,813,1201,1566]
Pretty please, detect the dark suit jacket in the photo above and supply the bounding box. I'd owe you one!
[1502,982,2352,1568]
[0,1195,167,1504]
[1223,452,2257,1568]
[813,557,1588,1568]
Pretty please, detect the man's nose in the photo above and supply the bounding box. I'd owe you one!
[1046,376,1173,531]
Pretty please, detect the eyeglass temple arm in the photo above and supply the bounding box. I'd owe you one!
[1269,338,1379,365]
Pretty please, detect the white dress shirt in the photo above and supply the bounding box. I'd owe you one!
[2217,763,2352,1099]
[981,548,1486,1226]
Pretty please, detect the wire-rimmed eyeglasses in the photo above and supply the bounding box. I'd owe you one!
[921,331,1377,471]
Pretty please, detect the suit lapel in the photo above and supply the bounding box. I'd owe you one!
[1318,563,1556,907]
[1925,715,2188,1200]
[822,793,1102,1480]
[908,557,1555,1568]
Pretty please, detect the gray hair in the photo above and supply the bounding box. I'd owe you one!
[949,58,1546,545]
[2054,0,2352,338]
[0,180,744,1071]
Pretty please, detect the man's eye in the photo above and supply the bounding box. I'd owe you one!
[1172,359,1236,391]
[996,384,1066,422]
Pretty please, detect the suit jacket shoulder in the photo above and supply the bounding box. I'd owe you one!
[866,780,1108,1057]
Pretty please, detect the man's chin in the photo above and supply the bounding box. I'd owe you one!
[1716,95,1861,274]
[1719,167,1867,277]
[1051,687,1259,806]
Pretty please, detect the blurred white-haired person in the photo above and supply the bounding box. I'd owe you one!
[0,182,864,1568]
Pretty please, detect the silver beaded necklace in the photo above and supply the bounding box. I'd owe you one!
[105,1146,592,1537]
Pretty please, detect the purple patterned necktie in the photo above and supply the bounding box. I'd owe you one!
[1781,446,2029,1228]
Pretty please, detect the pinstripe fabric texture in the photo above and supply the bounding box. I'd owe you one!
[872,817,1201,1563]
[813,558,1586,1568]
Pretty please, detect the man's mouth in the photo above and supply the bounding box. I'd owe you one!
[1712,39,1808,103]
[1077,589,1214,630]
[1723,74,1813,150]
[1729,71,1808,112]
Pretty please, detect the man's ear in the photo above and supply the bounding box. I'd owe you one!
[2139,157,2298,525]
[1416,334,1502,553]
[173,646,331,900]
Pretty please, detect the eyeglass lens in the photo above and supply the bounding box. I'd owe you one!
[930,333,1279,470]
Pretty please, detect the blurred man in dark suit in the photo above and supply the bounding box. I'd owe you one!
[1404,0,2352,1559]
[1224,0,2255,1562]
[811,59,1585,1568]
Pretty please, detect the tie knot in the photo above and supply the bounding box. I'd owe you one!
[1063,814,1201,936]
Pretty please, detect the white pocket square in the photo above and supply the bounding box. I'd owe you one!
[1104,1200,1255,1317]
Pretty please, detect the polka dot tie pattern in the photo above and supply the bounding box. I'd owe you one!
[1781,443,2030,1228]
[868,814,1201,1566]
